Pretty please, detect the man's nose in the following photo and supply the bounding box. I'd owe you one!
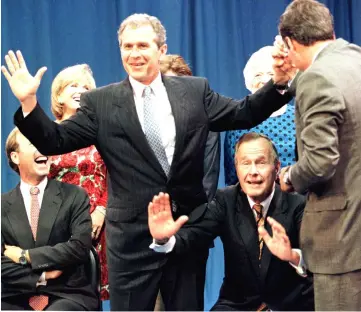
[248,163,259,174]
[129,47,141,57]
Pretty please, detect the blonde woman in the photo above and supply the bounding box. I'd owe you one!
[48,64,109,300]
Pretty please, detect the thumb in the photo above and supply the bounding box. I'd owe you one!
[35,67,47,82]
[174,215,189,232]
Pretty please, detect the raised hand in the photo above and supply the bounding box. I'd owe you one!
[148,192,188,241]
[272,35,297,84]
[1,50,47,112]
[258,216,293,262]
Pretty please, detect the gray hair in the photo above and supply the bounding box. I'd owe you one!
[243,46,274,92]
[118,13,167,48]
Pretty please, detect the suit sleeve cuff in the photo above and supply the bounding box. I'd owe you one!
[149,236,176,253]
[289,248,307,277]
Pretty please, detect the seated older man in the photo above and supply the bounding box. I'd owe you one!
[148,132,314,311]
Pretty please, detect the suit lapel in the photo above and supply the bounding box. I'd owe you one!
[35,180,62,247]
[162,76,189,179]
[236,189,261,278]
[260,186,288,283]
[4,186,35,249]
[112,78,165,176]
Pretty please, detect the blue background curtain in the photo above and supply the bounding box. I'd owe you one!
[2,1,361,310]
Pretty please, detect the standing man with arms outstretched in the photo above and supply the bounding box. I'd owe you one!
[2,14,292,311]
[274,0,361,310]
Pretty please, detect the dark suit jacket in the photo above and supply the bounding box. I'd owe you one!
[14,75,291,272]
[203,131,220,202]
[1,179,97,310]
[290,39,361,274]
[174,185,314,311]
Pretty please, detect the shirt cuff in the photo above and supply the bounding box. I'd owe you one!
[289,248,307,277]
[149,235,176,253]
[36,272,47,287]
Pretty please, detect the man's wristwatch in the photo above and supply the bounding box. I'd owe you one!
[154,237,170,246]
[19,250,28,265]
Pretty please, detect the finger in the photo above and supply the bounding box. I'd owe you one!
[267,217,286,234]
[152,196,161,214]
[16,50,27,70]
[5,54,15,75]
[8,50,20,71]
[160,193,170,212]
[35,66,47,82]
[258,226,273,245]
[1,66,11,81]
[174,215,189,231]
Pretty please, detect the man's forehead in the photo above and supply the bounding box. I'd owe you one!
[122,24,156,39]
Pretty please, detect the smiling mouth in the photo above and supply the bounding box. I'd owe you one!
[34,156,48,165]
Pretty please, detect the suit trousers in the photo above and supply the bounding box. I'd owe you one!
[313,269,361,311]
[108,249,209,311]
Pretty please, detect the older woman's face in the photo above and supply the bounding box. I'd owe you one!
[250,70,274,93]
[59,77,94,114]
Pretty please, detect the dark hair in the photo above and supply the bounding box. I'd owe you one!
[279,0,334,46]
[234,132,279,164]
[160,54,192,76]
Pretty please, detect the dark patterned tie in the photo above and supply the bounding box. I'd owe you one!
[253,203,265,260]
[143,86,170,176]
[29,186,49,311]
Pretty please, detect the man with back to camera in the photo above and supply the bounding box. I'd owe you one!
[273,0,361,309]
[2,13,293,311]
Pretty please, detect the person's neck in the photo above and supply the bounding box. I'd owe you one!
[20,174,46,186]
[59,111,75,122]
[303,39,334,70]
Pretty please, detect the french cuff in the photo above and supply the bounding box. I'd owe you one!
[149,235,176,253]
[36,272,47,287]
[289,248,307,277]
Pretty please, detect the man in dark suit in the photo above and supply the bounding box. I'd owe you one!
[1,128,97,311]
[2,14,292,311]
[276,0,361,310]
[148,132,314,311]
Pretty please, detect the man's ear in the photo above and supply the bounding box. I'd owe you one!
[10,151,20,166]
[159,44,167,56]
[286,37,298,53]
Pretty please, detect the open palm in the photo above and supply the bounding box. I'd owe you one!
[258,216,293,261]
[148,192,188,241]
[1,50,47,102]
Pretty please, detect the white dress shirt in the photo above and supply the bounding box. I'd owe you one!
[129,73,176,166]
[20,178,48,224]
[150,186,307,276]
[19,177,48,286]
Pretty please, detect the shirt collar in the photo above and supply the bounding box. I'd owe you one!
[20,177,48,195]
[312,42,332,64]
[247,186,275,213]
[129,72,163,98]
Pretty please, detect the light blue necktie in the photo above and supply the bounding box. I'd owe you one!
[143,86,170,176]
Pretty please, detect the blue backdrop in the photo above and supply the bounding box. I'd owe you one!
[2,0,361,310]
